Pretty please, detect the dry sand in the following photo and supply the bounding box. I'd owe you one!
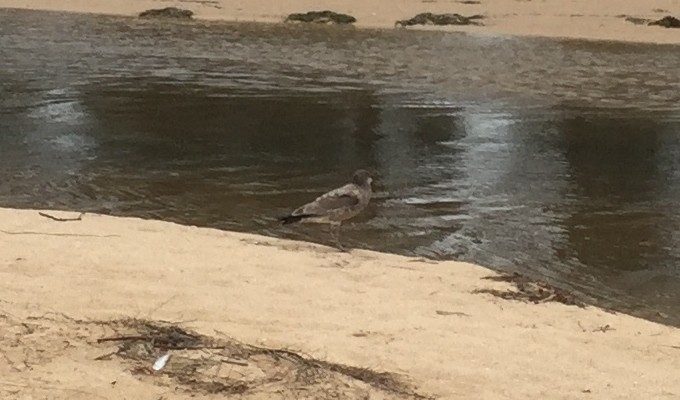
[1,207,679,399]
[0,0,679,44]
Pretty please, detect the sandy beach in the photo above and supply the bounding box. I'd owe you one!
[1,207,679,399]
[0,0,679,44]
[1,1,679,397]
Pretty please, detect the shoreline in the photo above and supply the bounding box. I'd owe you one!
[0,1,679,45]
[1,207,679,399]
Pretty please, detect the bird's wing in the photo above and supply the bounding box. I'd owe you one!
[292,184,360,216]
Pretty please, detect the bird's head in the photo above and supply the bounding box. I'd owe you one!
[352,169,373,187]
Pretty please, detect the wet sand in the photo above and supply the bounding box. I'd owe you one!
[1,207,679,399]
[0,0,679,44]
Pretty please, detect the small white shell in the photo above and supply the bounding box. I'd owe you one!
[152,353,171,371]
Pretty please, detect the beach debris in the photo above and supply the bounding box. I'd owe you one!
[623,15,680,28]
[649,16,680,28]
[408,257,438,264]
[284,10,357,25]
[88,318,426,398]
[624,16,652,25]
[436,310,471,317]
[473,272,584,307]
[395,12,484,27]
[152,353,171,371]
[222,357,249,366]
[577,321,587,332]
[138,7,194,19]
[38,211,84,222]
[593,324,615,333]
[577,322,616,333]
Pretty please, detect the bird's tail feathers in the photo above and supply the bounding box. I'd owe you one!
[279,214,315,225]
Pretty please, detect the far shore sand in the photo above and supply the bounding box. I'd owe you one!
[1,207,679,399]
[0,0,679,44]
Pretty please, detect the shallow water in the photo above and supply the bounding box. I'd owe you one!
[1,9,680,324]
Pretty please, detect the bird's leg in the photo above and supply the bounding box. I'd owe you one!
[329,222,347,252]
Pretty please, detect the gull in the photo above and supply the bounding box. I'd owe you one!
[279,169,373,251]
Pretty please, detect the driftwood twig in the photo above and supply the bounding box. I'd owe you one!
[96,334,235,351]
[97,335,149,343]
[436,310,471,317]
[593,324,615,333]
[94,351,119,361]
[39,212,85,222]
[223,357,249,366]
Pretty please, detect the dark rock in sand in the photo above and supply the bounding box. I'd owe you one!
[139,7,194,20]
[284,11,357,25]
[395,12,484,27]
[648,16,680,28]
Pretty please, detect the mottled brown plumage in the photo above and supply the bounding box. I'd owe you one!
[279,169,373,250]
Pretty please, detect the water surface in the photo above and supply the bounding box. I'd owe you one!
[1,9,680,324]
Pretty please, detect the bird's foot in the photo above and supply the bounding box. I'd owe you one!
[334,242,349,253]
